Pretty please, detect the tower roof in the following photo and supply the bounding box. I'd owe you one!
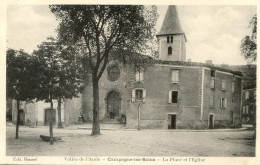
[157,5,185,37]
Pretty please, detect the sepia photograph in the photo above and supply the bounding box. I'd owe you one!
[2,1,258,164]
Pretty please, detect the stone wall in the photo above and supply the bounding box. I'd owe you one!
[12,99,65,127]
[203,68,242,128]
[127,64,202,129]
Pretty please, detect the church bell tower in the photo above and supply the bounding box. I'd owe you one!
[156,5,186,61]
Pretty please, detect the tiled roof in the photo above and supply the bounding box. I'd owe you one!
[154,60,243,76]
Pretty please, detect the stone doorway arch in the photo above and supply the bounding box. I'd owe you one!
[106,90,121,119]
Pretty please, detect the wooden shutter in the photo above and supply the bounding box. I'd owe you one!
[224,98,227,108]
[171,71,175,82]
[211,78,215,88]
[143,89,146,102]
[140,71,144,82]
[135,72,139,82]
[168,91,172,103]
[172,71,179,83]
[222,80,226,90]
[132,89,135,102]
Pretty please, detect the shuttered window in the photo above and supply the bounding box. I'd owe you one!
[171,70,179,83]
[222,80,226,91]
[210,78,215,89]
[245,91,249,99]
[246,105,249,114]
[243,106,246,114]
[136,70,144,82]
[168,91,178,103]
[132,88,146,102]
[220,98,227,108]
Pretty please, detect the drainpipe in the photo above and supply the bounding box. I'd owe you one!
[138,103,141,130]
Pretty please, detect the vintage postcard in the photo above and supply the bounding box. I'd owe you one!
[0,0,259,164]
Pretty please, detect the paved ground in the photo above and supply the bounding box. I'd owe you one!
[6,123,255,156]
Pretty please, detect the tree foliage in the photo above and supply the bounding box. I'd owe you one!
[33,37,83,131]
[7,49,40,101]
[241,15,257,62]
[6,48,42,139]
[50,5,158,135]
[33,37,82,102]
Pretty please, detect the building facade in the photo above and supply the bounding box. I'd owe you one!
[11,99,65,127]
[242,88,256,125]
[64,5,243,129]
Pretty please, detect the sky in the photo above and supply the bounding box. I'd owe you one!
[7,5,256,65]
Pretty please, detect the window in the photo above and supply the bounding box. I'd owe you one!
[231,98,234,103]
[245,105,249,114]
[245,91,249,99]
[232,82,235,93]
[132,88,146,102]
[220,98,227,108]
[222,80,226,91]
[108,65,120,81]
[135,70,144,82]
[168,91,178,103]
[210,96,214,107]
[167,36,173,43]
[168,46,172,55]
[171,70,179,83]
[135,90,143,101]
[210,77,215,89]
[243,106,246,114]
[211,70,215,77]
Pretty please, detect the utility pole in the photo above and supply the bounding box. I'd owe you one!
[138,103,141,130]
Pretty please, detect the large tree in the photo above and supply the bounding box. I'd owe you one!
[50,5,158,135]
[241,15,257,63]
[6,48,42,139]
[33,37,83,144]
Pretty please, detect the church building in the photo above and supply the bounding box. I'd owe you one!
[10,5,243,129]
[64,5,243,129]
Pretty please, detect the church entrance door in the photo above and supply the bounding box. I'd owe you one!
[107,91,120,119]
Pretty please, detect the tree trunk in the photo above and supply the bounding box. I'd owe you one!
[15,99,20,139]
[57,98,63,128]
[50,97,54,145]
[91,79,101,135]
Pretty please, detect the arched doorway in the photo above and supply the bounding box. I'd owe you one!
[107,90,121,119]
